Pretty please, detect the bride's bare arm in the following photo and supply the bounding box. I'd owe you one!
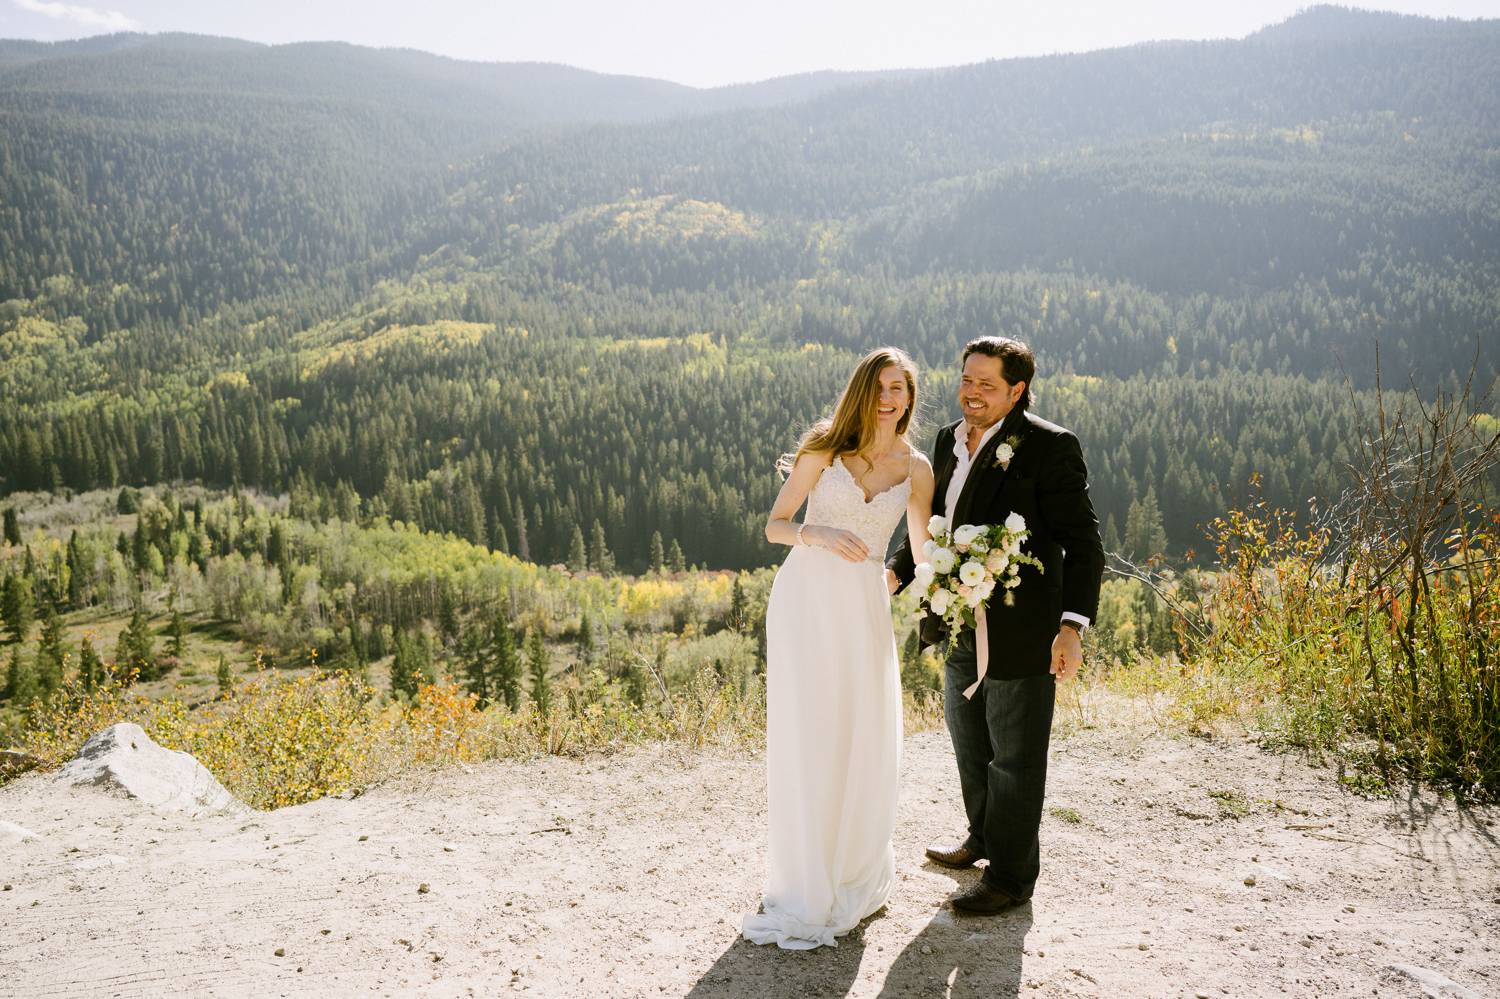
[766,452,870,562]
[888,455,936,593]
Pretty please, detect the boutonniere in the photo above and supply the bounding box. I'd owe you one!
[993,434,1024,470]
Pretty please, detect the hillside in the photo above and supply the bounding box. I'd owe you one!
[2,6,1496,568]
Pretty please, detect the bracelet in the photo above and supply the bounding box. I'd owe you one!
[795,523,807,546]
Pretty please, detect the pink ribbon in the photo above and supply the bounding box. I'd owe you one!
[962,605,988,700]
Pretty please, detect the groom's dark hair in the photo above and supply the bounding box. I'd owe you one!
[962,336,1034,410]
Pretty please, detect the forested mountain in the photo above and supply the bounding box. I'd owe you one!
[1,6,1495,572]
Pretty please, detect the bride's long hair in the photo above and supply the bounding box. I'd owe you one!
[777,347,919,475]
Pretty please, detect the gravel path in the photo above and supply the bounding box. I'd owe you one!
[2,708,1496,998]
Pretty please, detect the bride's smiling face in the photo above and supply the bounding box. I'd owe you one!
[958,353,1024,430]
[874,364,910,427]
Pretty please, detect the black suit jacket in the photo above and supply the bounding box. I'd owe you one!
[887,408,1105,679]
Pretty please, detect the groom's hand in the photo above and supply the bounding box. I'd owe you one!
[1050,624,1083,681]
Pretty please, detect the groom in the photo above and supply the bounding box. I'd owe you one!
[888,336,1104,915]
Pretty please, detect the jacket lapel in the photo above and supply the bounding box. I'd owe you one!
[954,409,1028,526]
[931,420,962,515]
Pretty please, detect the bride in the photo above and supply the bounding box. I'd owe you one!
[741,347,936,950]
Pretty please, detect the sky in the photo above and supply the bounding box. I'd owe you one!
[2,0,1497,87]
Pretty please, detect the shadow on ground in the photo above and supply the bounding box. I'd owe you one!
[687,864,1031,997]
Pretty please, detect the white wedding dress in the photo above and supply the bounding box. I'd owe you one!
[742,456,906,950]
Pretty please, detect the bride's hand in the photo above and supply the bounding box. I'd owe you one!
[806,526,870,563]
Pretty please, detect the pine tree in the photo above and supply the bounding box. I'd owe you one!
[78,638,103,692]
[412,630,436,688]
[35,602,64,699]
[266,520,288,567]
[576,612,594,669]
[166,605,186,660]
[216,654,232,697]
[649,531,665,573]
[390,629,418,701]
[65,530,86,609]
[727,577,748,632]
[668,539,686,573]
[1103,513,1122,554]
[461,630,489,708]
[2,507,19,546]
[5,648,37,706]
[131,519,150,574]
[489,613,521,710]
[566,526,587,574]
[115,487,140,514]
[623,658,649,707]
[438,586,460,647]
[2,573,35,644]
[115,608,155,682]
[527,629,551,715]
[1124,486,1169,562]
[2,646,18,699]
[514,506,530,563]
[588,520,614,574]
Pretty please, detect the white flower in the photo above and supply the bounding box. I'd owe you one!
[956,583,973,600]
[1004,511,1026,534]
[953,524,983,548]
[966,587,986,608]
[969,537,989,554]
[975,579,995,601]
[985,550,1009,574]
[921,538,938,558]
[930,547,957,574]
[928,514,949,536]
[958,560,985,586]
[1006,575,1021,588]
[913,562,936,588]
[929,589,952,615]
[995,443,1015,469]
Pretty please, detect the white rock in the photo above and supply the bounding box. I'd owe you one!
[54,723,250,817]
[0,819,39,845]
[72,854,127,871]
[1385,963,1483,999]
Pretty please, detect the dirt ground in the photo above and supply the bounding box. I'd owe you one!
[2,701,1497,998]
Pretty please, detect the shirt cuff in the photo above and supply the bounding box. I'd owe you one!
[1060,612,1091,631]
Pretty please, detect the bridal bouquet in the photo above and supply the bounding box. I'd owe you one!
[912,513,1043,637]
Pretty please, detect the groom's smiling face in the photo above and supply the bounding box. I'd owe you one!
[958,353,1025,431]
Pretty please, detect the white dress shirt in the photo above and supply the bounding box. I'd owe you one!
[944,419,1090,631]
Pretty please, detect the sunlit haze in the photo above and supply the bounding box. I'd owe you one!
[2,0,1497,86]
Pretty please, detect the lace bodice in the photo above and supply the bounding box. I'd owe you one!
[804,456,911,564]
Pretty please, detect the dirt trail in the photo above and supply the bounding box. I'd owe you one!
[2,706,1496,998]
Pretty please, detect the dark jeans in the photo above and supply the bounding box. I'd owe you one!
[944,631,1056,899]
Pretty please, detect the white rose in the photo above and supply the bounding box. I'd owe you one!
[921,538,938,558]
[995,442,1014,467]
[953,524,983,548]
[975,579,995,601]
[985,550,1009,574]
[966,587,986,608]
[927,514,949,536]
[928,589,952,615]
[930,547,957,574]
[913,562,936,588]
[969,537,990,554]
[958,560,985,586]
[1004,511,1026,534]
